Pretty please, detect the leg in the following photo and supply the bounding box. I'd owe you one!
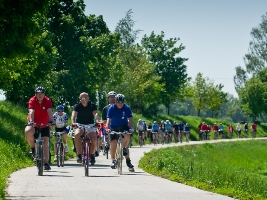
[88,132,97,164]
[25,126,35,150]
[74,128,83,163]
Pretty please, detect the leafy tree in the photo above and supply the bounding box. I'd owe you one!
[141,31,188,115]
[0,0,49,58]
[190,73,209,117]
[238,77,267,121]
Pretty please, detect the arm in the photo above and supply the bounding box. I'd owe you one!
[47,108,54,122]
[93,110,99,122]
[106,118,111,129]
[71,111,77,124]
[28,108,35,122]
[128,117,133,128]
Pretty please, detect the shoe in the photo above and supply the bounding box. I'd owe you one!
[90,154,95,165]
[77,154,82,163]
[64,145,69,153]
[123,147,128,156]
[44,163,51,170]
[53,157,57,162]
[126,158,134,168]
[111,159,116,169]
[95,151,99,157]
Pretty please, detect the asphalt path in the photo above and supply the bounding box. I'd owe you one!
[6,138,256,200]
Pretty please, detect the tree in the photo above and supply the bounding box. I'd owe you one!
[141,31,188,115]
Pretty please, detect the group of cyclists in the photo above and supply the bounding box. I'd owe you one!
[198,122,257,140]
[24,86,258,172]
[136,120,191,144]
[24,87,135,172]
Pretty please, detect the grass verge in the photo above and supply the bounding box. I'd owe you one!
[139,140,267,200]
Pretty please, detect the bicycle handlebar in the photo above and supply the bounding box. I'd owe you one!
[25,123,52,128]
[110,130,131,135]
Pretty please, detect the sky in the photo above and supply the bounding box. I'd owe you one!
[84,0,267,97]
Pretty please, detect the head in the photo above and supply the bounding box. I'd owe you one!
[154,121,157,124]
[79,92,89,106]
[138,119,142,123]
[166,120,170,124]
[180,121,182,124]
[161,120,164,123]
[35,86,46,102]
[142,120,146,124]
[220,123,222,125]
[115,94,125,109]
[173,121,176,124]
[186,123,188,126]
[214,123,217,125]
[107,91,117,104]
[56,105,64,115]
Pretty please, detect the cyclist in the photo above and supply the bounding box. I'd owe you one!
[200,122,208,140]
[184,123,191,142]
[151,121,159,143]
[236,123,241,138]
[227,124,234,139]
[198,122,203,141]
[147,122,153,143]
[159,120,166,144]
[218,123,224,138]
[101,91,117,155]
[172,121,179,143]
[25,86,54,170]
[244,122,248,138]
[165,120,172,142]
[213,123,219,140]
[178,121,184,142]
[106,94,134,172]
[53,105,69,162]
[142,120,148,142]
[137,119,145,145]
[251,122,257,138]
[71,92,99,165]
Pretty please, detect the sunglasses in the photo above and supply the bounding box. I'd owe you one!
[79,97,88,101]
[57,110,63,112]
[116,101,124,104]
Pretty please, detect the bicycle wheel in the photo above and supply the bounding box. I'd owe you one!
[84,142,89,176]
[116,143,122,175]
[60,143,64,167]
[56,143,60,167]
[37,144,44,176]
[139,136,142,147]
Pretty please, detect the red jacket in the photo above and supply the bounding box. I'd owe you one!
[201,124,208,131]
[228,126,234,132]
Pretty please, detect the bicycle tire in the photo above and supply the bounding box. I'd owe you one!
[37,144,44,176]
[85,142,89,176]
[56,143,60,167]
[116,143,122,175]
[60,143,64,167]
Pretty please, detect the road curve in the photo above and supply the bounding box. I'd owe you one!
[6,139,251,200]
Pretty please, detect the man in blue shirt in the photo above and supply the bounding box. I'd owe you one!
[106,94,134,172]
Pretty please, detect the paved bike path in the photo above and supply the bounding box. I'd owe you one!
[6,139,245,200]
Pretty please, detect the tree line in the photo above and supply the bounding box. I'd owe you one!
[1,0,265,122]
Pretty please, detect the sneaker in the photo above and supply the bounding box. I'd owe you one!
[123,147,128,156]
[90,154,95,165]
[77,154,82,163]
[53,157,57,162]
[64,145,69,153]
[126,158,134,168]
[44,163,51,170]
[111,159,116,169]
[95,151,99,157]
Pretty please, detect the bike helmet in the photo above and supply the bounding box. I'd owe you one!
[138,119,142,122]
[108,91,117,97]
[35,86,46,93]
[56,105,64,111]
[154,121,157,123]
[115,94,125,102]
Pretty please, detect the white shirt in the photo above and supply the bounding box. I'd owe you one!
[53,112,68,128]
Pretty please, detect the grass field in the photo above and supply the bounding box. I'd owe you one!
[139,140,267,200]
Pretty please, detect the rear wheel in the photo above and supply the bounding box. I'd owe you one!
[56,143,60,167]
[37,144,44,176]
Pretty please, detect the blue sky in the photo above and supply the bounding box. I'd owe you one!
[84,0,267,97]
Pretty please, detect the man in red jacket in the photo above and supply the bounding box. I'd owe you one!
[25,86,54,170]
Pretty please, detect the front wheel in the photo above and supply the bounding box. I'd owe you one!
[56,143,60,167]
[60,143,64,167]
[84,143,89,176]
[37,144,44,176]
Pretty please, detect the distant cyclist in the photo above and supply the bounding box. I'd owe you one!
[137,119,145,145]
[25,86,54,170]
[244,122,248,138]
[151,121,159,143]
[165,120,172,142]
[184,123,191,142]
[218,123,224,138]
[251,122,257,138]
[236,123,241,138]
[227,124,234,139]
[178,121,184,142]
[106,94,135,172]
[213,123,219,140]
[53,105,69,162]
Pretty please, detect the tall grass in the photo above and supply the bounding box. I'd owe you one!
[139,140,267,200]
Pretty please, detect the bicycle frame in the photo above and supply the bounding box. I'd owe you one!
[72,123,94,177]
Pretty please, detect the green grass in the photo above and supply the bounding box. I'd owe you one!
[139,140,267,200]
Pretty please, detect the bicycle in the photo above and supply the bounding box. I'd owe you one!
[26,123,49,176]
[138,131,143,147]
[103,134,110,159]
[228,131,233,139]
[252,129,256,139]
[110,130,133,174]
[53,131,65,167]
[185,131,190,143]
[179,130,184,143]
[214,130,218,140]
[174,130,179,143]
[72,123,95,177]
[244,129,248,138]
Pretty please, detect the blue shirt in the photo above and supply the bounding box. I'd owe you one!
[107,104,132,128]
[152,124,159,131]
[165,123,172,130]
[178,123,184,131]
[185,126,191,132]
